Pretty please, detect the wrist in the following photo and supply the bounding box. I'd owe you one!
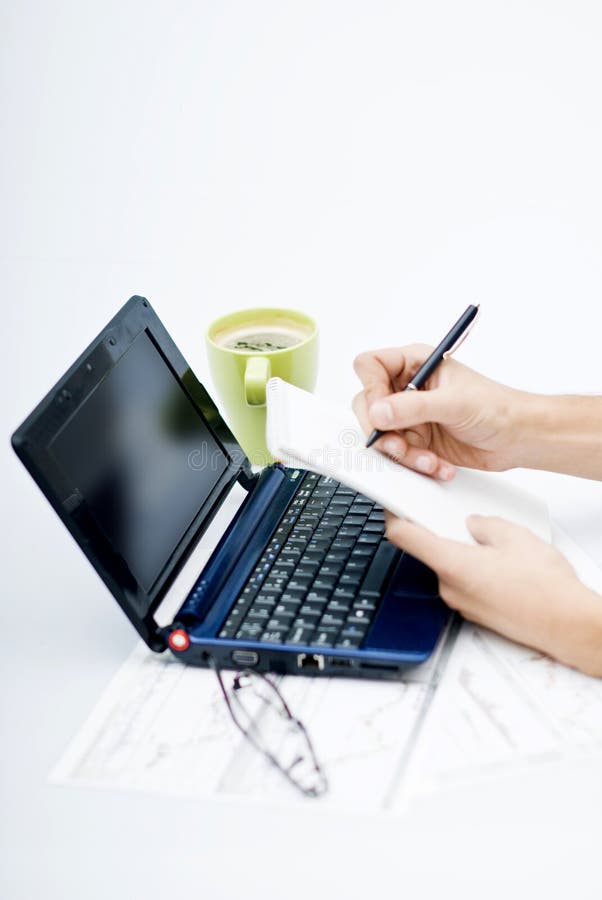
[550,581,602,678]
[509,393,602,479]
[502,390,548,469]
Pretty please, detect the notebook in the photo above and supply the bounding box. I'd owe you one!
[265,377,551,545]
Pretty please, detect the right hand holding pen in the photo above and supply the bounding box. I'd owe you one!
[352,343,529,480]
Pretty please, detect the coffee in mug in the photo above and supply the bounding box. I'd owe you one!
[212,317,313,354]
[206,308,319,465]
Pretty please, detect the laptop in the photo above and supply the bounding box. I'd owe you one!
[12,296,451,679]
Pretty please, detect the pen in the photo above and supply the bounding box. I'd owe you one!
[365,303,480,449]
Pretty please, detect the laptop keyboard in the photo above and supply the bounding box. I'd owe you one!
[218,472,400,650]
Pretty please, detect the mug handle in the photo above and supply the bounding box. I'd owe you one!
[244,356,271,407]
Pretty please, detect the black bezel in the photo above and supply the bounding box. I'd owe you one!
[11,296,252,651]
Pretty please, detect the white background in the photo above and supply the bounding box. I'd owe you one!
[1,2,602,898]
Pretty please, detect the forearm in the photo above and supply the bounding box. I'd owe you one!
[548,583,602,678]
[513,394,602,480]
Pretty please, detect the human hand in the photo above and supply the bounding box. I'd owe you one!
[385,513,602,677]
[353,344,531,480]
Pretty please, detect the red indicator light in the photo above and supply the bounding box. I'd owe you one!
[168,629,190,652]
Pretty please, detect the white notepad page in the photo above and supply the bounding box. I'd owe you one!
[265,377,551,545]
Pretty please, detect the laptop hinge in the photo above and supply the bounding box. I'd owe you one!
[237,461,260,491]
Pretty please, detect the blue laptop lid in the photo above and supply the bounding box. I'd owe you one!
[12,296,252,651]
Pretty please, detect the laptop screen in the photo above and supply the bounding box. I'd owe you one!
[48,329,229,593]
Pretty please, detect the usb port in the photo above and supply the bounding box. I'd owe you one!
[231,650,259,667]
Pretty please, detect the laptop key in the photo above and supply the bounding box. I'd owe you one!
[339,572,362,587]
[270,566,295,579]
[363,521,385,533]
[280,589,306,602]
[301,550,326,564]
[316,562,344,578]
[343,515,367,527]
[346,611,372,627]
[335,636,363,650]
[298,604,323,619]
[340,625,368,641]
[291,524,315,536]
[353,597,377,612]
[291,615,321,630]
[313,577,336,592]
[288,577,313,592]
[219,619,240,638]
[333,586,355,600]
[260,630,288,644]
[294,565,319,580]
[313,628,339,647]
[344,559,370,575]
[274,602,300,619]
[311,526,337,540]
[298,511,320,522]
[305,590,332,605]
[360,540,399,596]
[306,540,332,555]
[237,622,264,639]
[279,551,302,565]
[266,613,295,629]
[320,613,345,628]
[357,532,380,545]
[329,495,353,506]
[325,550,350,563]
[288,625,315,645]
[260,583,285,596]
[331,537,355,550]
[254,594,279,608]
[349,544,374,557]
[349,503,372,516]
[246,608,272,623]
[326,599,352,615]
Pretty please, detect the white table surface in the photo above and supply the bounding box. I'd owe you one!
[2,2,602,897]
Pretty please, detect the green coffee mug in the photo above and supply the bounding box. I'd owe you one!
[206,307,319,465]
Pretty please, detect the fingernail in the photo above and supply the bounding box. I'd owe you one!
[416,455,434,473]
[371,400,393,426]
[439,465,454,480]
[384,438,400,456]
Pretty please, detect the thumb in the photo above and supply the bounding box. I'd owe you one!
[466,514,525,547]
[385,516,467,573]
[369,388,468,432]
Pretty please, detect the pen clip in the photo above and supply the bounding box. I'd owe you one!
[442,305,480,359]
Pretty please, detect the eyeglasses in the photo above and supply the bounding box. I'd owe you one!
[207,655,328,798]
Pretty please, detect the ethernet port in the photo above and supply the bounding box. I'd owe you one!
[297,653,325,671]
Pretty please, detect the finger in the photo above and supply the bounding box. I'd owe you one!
[354,392,455,479]
[369,387,468,432]
[380,436,456,480]
[352,390,381,437]
[352,392,412,463]
[384,516,470,576]
[466,514,532,548]
[353,345,434,395]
